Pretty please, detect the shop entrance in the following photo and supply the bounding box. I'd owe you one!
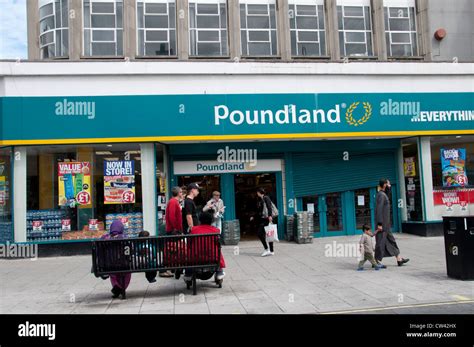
[234,173,277,240]
[177,175,220,213]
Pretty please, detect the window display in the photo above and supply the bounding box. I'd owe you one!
[402,138,422,221]
[0,148,12,243]
[26,144,143,242]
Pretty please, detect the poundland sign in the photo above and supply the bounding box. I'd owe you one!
[1,92,473,144]
[174,159,282,175]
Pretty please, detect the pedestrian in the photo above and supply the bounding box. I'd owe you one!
[183,210,226,283]
[182,183,200,234]
[101,220,131,299]
[375,178,410,267]
[357,224,383,271]
[251,187,276,257]
[137,230,158,283]
[203,191,225,233]
[165,186,184,235]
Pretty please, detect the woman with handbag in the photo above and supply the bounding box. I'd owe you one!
[251,187,276,257]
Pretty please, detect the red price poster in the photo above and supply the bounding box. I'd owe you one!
[32,221,43,231]
[89,219,99,231]
[58,162,91,207]
[61,219,71,231]
[104,161,135,204]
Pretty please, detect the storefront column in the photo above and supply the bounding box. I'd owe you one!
[13,147,27,243]
[284,153,295,215]
[397,145,408,222]
[140,143,157,236]
[418,137,437,221]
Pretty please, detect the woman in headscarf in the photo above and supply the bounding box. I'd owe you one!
[101,220,131,299]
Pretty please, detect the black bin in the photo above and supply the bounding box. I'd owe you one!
[443,216,474,280]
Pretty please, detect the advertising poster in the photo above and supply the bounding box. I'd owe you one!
[403,157,416,177]
[58,162,91,206]
[104,161,135,204]
[61,219,71,232]
[441,148,468,187]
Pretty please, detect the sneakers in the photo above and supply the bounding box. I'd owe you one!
[183,275,192,282]
[357,267,364,271]
[261,249,271,257]
[374,264,383,271]
[397,258,410,266]
[372,263,387,269]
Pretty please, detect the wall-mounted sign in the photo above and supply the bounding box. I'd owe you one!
[104,161,135,204]
[441,148,468,187]
[433,189,474,206]
[173,159,282,175]
[1,92,473,145]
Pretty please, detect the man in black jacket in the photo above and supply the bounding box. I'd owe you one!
[252,187,275,257]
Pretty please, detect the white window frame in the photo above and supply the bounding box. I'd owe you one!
[289,0,326,57]
[189,0,228,57]
[383,0,418,57]
[240,0,278,57]
[337,0,373,57]
[137,0,176,57]
[39,0,69,58]
[83,0,123,57]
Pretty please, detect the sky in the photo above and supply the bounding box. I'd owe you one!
[0,0,27,59]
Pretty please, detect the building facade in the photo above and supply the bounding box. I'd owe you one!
[0,0,473,247]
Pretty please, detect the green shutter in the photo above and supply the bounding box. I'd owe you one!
[292,150,397,197]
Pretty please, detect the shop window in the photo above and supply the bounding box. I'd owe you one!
[83,0,123,56]
[289,0,326,57]
[26,144,142,242]
[383,0,418,57]
[137,0,176,56]
[240,0,278,56]
[430,136,474,219]
[402,139,423,221]
[189,0,228,56]
[156,144,167,233]
[354,188,371,229]
[337,0,373,57]
[0,148,12,243]
[39,0,69,59]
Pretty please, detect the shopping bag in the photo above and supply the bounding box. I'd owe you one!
[265,223,279,243]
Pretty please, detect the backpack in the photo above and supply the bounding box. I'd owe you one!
[262,196,279,218]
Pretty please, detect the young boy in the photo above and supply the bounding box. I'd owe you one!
[357,224,383,271]
[138,230,158,283]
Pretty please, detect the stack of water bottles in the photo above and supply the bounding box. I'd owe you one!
[26,210,67,241]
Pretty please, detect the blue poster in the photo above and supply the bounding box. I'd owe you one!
[441,148,468,187]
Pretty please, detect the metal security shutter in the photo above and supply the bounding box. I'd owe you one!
[292,151,397,197]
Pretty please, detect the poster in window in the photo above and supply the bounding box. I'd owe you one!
[104,160,135,204]
[58,162,91,207]
[403,157,416,177]
[441,148,468,187]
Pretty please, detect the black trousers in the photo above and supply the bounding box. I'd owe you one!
[257,218,274,252]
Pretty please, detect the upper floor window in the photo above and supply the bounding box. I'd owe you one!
[337,0,373,57]
[39,0,69,59]
[384,0,418,57]
[137,0,176,56]
[240,0,278,57]
[189,0,228,57]
[83,0,123,56]
[289,0,326,57]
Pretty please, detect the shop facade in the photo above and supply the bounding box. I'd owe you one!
[0,61,473,247]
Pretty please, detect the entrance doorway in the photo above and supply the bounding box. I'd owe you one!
[234,173,277,240]
[177,175,220,213]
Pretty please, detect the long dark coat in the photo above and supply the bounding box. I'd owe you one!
[374,189,400,261]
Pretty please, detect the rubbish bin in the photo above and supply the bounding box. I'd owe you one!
[443,216,474,280]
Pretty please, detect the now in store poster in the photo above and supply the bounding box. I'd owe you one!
[58,162,91,206]
[104,161,135,204]
[441,148,468,187]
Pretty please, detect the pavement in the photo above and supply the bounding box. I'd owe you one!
[0,233,473,314]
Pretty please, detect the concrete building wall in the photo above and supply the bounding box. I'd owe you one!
[427,0,474,62]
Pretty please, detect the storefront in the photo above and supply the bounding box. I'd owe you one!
[0,61,473,247]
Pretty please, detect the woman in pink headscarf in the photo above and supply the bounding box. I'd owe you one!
[101,220,131,299]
